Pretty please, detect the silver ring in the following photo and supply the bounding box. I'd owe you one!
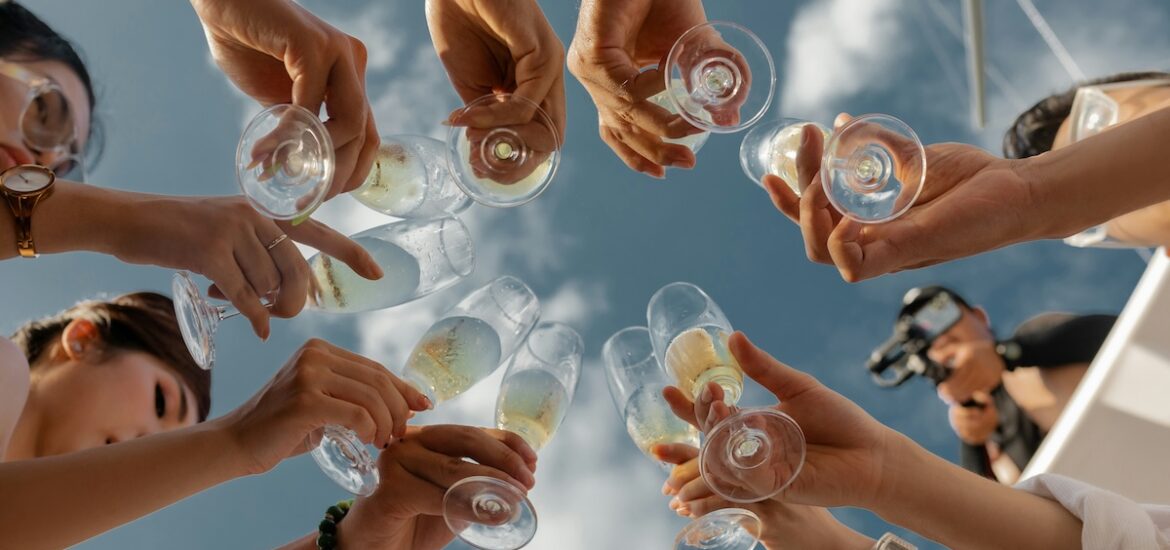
[264,233,289,251]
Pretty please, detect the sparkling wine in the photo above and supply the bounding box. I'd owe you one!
[402,316,503,403]
[664,326,743,405]
[307,237,422,313]
[624,385,700,460]
[646,78,711,152]
[496,369,570,451]
[353,136,470,218]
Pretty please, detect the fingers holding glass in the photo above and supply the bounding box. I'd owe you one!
[664,22,775,134]
[446,93,561,207]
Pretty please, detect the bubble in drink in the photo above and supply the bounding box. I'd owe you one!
[308,237,422,313]
[624,385,701,461]
[354,141,429,216]
[496,369,570,451]
[664,326,743,405]
[402,316,503,403]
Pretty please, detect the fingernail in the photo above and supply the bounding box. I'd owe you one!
[678,507,691,517]
[661,481,671,495]
[420,395,434,410]
[700,384,713,404]
[669,497,681,508]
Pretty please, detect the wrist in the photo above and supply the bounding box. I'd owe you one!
[204,414,271,478]
[866,431,927,516]
[334,498,400,550]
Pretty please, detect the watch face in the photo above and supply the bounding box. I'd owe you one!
[4,166,53,193]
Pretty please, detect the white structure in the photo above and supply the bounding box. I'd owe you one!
[1021,251,1170,504]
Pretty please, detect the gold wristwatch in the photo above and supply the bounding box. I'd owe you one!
[0,164,56,258]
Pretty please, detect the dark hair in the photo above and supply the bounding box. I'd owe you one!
[0,1,103,167]
[10,292,212,422]
[1002,71,1170,159]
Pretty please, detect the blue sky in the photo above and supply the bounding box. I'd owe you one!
[10,1,1170,548]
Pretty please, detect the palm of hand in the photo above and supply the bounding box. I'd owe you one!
[772,383,890,508]
[840,143,1034,280]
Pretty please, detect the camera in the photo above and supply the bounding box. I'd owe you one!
[866,287,982,407]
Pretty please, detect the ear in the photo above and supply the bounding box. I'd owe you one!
[970,306,991,328]
[60,318,103,362]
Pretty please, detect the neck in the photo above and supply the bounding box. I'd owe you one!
[5,388,42,461]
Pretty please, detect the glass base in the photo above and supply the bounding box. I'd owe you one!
[172,271,217,370]
[700,408,806,503]
[237,104,334,220]
[446,93,560,208]
[674,508,762,550]
[665,22,776,134]
[821,114,925,223]
[444,476,536,550]
[310,425,379,496]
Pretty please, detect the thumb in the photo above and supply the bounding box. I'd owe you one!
[728,332,820,402]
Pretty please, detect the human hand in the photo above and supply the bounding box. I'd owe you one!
[426,0,565,138]
[189,0,378,198]
[214,339,431,476]
[567,0,709,177]
[932,340,1005,405]
[655,443,873,550]
[664,332,895,509]
[948,393,998,445]
[107,195,379,338]
[338,425,538,550]
[763,119,1038,282]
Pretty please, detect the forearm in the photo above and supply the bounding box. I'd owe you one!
[872,434,1081,549]
[1024,107,1170,239]
[0,180,144,261]
[0,419,249,549]
[1106,200,1170,247]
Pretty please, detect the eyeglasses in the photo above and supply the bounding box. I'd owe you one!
[0,60,85,181]
[1068,78,1170,143]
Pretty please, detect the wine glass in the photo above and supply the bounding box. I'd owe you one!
[646,282,806,503]
[643,65,711,154]
[664,22,776,134]
[352,135,474,219]
[738,115,927,223]
[314,275,542,496]
[445,322,583,549]
[172,215,475,370]
[237,104,334,220]
[446,93,561,208]
[601,327,762,550]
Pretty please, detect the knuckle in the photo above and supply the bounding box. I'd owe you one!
[441,456,467,478]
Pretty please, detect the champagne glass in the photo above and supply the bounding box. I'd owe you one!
[445,322,583,549]
[601,327,762,550]
[352,135,474,219]
[647,282,805,503]
[237,104,334,220]
[738,115,927,223]
[603,326,700,466]
[313,275,541,496]
[445,93,561,208]
[644,65,711,154]
[172,215,475,370]
[664,22,776,134]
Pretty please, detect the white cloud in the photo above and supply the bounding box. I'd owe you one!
[780,0,906,121]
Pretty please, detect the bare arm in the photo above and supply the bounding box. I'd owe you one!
[1,419,249,549]
[872,433,1082,550]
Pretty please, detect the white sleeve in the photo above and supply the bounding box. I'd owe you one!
[1015,473,1170,549]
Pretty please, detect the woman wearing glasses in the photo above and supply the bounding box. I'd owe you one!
[0,1,380,340]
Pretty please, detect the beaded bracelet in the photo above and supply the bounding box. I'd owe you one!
[316,499,354,550]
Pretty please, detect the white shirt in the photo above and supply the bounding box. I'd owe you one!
[1016,473,1170,549]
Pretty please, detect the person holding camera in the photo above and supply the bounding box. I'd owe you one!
[872,286,1116,484]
